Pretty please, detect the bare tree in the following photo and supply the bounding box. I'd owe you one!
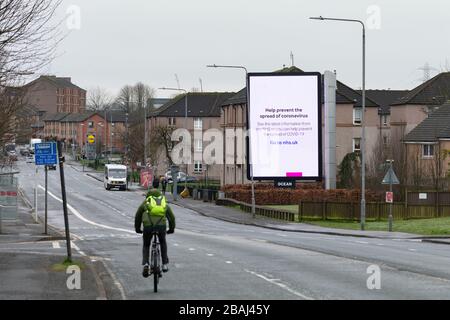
[149,125,175,167]
[0,0,63,85]
[367,134,388,190]
[87,87,113,111]
[115,82,154,165]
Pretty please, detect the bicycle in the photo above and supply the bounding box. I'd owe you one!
[150,231,162,292]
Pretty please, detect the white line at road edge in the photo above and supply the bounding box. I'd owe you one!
[38,185,134,235]
[244,269,314,300]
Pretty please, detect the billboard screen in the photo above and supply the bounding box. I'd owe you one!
[247,72,322,181]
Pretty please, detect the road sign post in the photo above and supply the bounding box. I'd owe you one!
[57,141,72,262]
[382,160,399,232]
[35,142,58,233]
[44,165,48,235]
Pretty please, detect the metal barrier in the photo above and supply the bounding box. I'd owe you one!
[0,175,18,222]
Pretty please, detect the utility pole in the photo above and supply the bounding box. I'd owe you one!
[309,16,367,230]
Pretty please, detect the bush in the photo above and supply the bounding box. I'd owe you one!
[221,184,381,205]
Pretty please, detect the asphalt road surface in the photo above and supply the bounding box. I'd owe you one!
[14,159,450,300]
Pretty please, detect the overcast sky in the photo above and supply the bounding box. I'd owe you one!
[40,0,450,98]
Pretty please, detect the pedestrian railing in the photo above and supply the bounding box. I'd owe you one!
[216,198,295,222]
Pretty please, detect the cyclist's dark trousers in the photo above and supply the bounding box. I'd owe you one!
[142,229,169,265]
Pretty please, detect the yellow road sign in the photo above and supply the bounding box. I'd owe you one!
[87,134,95,144]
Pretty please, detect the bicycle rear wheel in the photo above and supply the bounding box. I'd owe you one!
[153,269,158,293]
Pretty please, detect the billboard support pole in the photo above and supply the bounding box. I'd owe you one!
[324,71,337,189]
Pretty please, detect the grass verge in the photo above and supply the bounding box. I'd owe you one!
[51,259,86,272]
[267,205,450,236]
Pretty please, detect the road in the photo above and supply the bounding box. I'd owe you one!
[13,159,450,300]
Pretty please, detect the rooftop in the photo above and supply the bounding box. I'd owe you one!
[404,103,450,142]
[151,92,235,118]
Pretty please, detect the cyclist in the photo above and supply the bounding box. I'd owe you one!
[135,188,175,278]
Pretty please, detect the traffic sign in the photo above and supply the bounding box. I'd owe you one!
[87,134,95,144]
[382,167,400,185]
[35,142,58,166]
[386,191,394,203]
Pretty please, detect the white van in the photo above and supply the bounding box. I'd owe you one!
[104,164,127,191]
[29,138,42,154]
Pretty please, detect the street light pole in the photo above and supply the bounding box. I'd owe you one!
[207,64,256,218]
[309,16,367,231]
[159,87,189,190]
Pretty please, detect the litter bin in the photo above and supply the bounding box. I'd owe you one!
[193,188,198,200]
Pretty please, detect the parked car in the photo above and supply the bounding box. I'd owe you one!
[19,148,30,156]
[47,164,57,170]
[26,155,34,163]
[165,171,197,183]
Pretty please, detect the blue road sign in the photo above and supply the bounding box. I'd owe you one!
[35,142,58,166]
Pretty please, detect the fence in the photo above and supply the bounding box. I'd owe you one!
[216,198,296,222]
[0,175,18,222]
[299,201,450,221]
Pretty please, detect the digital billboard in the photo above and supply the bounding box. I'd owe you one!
[247,72,322,181]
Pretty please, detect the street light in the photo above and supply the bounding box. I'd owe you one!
[309,15,367,231]
[158,87,188,189]
[207,64,256,218]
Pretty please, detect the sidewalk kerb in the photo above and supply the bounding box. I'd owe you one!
[169,199,441,241]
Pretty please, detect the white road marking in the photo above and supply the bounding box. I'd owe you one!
[188,248,196,251]
[225,261,233,264]
[245,269,314,300]
[376,243,384,246]
[355,241,369,244]
[71,242,87,257]
[173,243,179,247]
[52,241,60,249]
[252,239,268,243]
[207,253,214,257]
[409,248,417,252]
[39,185,135,235]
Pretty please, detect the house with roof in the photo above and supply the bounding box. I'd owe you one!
[220,66,382,186]
[389,72,450,141]
[358,89,409,152]
[148,92,235,180]
[403,103,450,186]
[23,75,87,115]
[43,110,126,156]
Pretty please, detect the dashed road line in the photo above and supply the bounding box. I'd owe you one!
[244,269,314,300]
[52,241,61,249]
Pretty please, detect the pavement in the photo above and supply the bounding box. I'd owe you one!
[0,197,123,300]
[74,160,450,242]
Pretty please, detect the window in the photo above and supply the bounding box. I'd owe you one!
[382,115,388,126]
[353,108,362,125]
[88,121,94,128]
[194,118,203,129]
[168,117,176,126]
[353,138,361,152]
[423,144,434,158]
[194,161,202,173]
[194,139,202,152]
